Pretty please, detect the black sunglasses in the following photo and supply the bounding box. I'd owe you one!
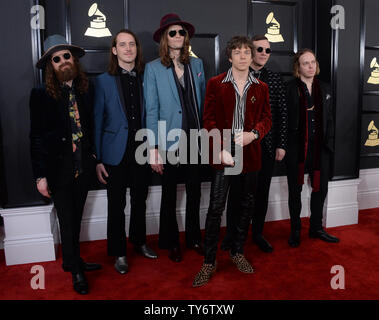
[52,52,71,64]
[256,47,272,54]
[168,29,186,38]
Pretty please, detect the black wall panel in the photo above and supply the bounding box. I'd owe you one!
[360,0,379,170]
[0,0,370,208]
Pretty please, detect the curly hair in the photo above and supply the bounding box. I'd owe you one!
[225,36,253,59]
[159,26,191,67]
[45,55,88,100]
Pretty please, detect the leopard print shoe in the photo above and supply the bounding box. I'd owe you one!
[230,253,254,273]
[192,262,217,287]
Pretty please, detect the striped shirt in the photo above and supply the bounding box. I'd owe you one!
[222,67,259,134]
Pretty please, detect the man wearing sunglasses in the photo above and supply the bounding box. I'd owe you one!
[221,35,288,253]
[144,14,206,263]
[30,35,101,295]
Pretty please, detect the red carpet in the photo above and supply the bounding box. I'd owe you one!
[0,209,378,300]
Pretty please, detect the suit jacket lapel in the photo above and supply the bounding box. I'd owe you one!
[222,82,237,127]
[115,75,128,121]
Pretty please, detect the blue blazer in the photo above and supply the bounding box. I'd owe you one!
[143,57,206,150]
[93,72,145,166]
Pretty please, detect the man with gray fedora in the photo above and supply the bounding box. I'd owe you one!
[30,34,101,295]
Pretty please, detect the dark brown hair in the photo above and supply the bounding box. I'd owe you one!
[251,35,268,42]
[108,29,144,75]
[159,25,191,67]
[225,36,253,59]
[45,55,88,100]
[293,48,320,78]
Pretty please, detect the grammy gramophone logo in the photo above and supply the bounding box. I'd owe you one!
[367,57,379,85]
[265,12,284,43]
[84,3,112,38]
[189,46,198,58]
[365,120,379,147]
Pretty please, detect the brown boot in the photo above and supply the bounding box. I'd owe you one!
[192,262,217,287]
[230,253,254,273]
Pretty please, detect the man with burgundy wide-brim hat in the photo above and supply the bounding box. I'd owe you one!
[153,13,195,43]
[144,14,206,263]
[30,34,101,295]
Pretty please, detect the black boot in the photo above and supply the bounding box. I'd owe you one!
[72,271,88,295]
[288,230,301,248]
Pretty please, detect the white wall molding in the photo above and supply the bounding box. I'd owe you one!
[358,168,379,210]
[0,205,58,265]
[1,171,374,265]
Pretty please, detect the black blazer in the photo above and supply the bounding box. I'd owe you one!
[29,81,95,190]
[286,78,335,153]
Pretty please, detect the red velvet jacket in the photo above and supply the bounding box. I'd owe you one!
[203,71,272,173]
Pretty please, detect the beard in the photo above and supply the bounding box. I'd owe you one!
[55,62,78,83]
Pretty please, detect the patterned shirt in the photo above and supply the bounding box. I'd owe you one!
[252,67,287,157]
[221,67,259,134]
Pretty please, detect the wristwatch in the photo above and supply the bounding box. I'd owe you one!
[251,129,260,139]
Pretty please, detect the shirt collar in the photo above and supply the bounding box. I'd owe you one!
[222,67,260,84]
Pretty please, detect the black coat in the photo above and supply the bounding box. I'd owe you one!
[29,81,95,190]
[286,78,335,153]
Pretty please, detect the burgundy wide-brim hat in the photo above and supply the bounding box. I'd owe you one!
[153,13,195,43]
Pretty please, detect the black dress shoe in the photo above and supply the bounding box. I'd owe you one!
[134,244,158,259]
[114,256,129,274]
[72,272,88,295]
[288,230,301,248]
[168,247,182,262]
[63,261,102,272]
[309,229,340,243]
[188,243,204,256]
[253,235,273,253]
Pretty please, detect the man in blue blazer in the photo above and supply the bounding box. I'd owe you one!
[144,14,206,262]
[94,29,157,275]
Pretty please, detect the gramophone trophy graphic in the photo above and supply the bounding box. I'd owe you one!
[189,46,199,58]
[84,3,112,38]
[364,120,379,147]
[367,57,379,85]
[265,12,284,43]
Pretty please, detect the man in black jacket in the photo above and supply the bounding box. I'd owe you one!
[221,35,287,253]
[285,49,339,247]
[29,35,101,295]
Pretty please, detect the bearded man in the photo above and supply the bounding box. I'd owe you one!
[29,35,101,295]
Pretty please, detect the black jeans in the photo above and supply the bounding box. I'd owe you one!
[53,172,90,273]
[158,161,202,249]
[105,145,149,257]
[286,137,330,232]
[224,148,275,242]
[204,169,257,265]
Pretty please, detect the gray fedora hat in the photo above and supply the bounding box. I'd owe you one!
[36,34,85,69]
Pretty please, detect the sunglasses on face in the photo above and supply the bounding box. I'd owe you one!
[52,52,71,64]
[168,29,186,38]
[256,47,272,54]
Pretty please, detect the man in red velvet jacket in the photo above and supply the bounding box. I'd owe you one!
[193,36,271,287]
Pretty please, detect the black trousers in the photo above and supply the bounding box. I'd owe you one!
[105,145,149,257]
[224,148,275,241]
[285,137,330,232]
[204,169,257,265]
[52,172,90,273]
[159,161,202,249]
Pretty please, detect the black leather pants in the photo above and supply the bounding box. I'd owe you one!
[204,169,257,264]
